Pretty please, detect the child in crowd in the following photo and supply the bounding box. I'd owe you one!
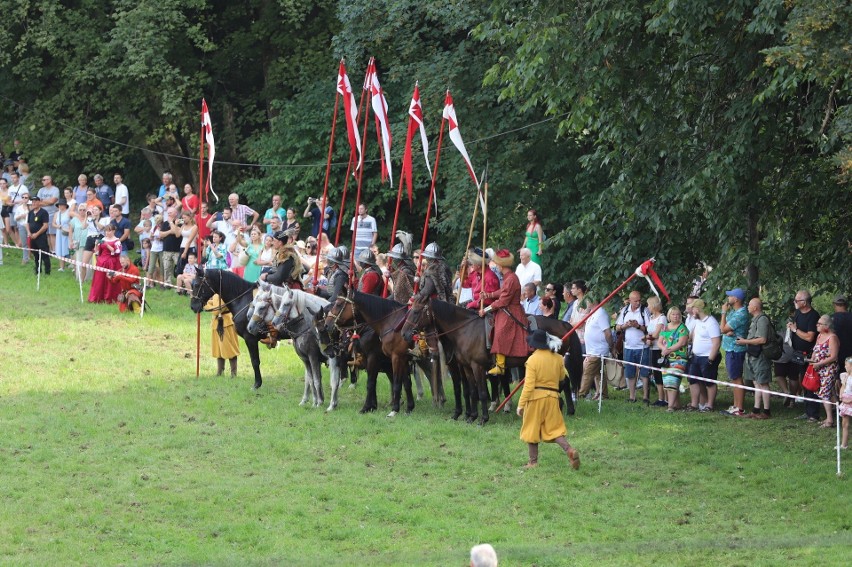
[839,357,852,450]
[148,215,164,282]
[176,253,198,295]
[140,238,151,272]
[203,231,229,269]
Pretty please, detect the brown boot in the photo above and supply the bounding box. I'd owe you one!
[229,357,238,377]
[216,358,225,377]
[524,443,539,469]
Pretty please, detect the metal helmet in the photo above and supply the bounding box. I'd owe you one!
[387,243,409,261]
[326,246,347,266]
[422,242,444,261]
[356,248,377,267]
[337,245,350,260]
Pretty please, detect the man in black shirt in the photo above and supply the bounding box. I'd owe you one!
[26,196,50,275]
[787,289,820,419]
[833,295,852,382]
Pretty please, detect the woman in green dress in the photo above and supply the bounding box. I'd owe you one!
[523,209,544,264]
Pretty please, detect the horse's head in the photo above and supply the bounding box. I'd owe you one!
[323,290,355,333]
[401,299,429,342]
[190,268,214,313]
[247,290,274,335]
[271,286,297,329]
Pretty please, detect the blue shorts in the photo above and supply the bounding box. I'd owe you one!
[623,348,650,379]
[687,355,720,385]
[725,350,746,380]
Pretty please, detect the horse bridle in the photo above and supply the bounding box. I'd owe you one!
[193,270,257,319]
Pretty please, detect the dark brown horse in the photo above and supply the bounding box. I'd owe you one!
[402,299,583,425]
[324,290,445,416]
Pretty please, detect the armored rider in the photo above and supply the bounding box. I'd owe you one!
[387,242,416,304]
[355,248,384,296]
[265,229,304,289]
[411,242,453,304]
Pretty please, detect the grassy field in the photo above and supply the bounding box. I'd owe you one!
[0,246,849,566]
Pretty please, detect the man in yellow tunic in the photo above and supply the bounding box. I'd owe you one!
[206,294,239,376]
[517,329,581,470]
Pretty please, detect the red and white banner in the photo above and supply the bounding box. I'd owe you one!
[365,58,393,183]
[201,99,217,202]
[401,83,432,209]
[337,61,362,167]
[442,91,483,212]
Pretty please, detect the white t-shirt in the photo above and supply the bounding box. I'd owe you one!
[213,219,235,248]
[115,183,130,215]
[685,314,697,334]
[647,313,667,348]
[515,260,542,286]
[350,215,377,254]
[692,315,721,357]
[616,305,651,350]
[584,308,611,357]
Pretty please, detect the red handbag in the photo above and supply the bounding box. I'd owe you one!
[802,365,820,392]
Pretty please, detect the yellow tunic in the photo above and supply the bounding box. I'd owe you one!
[518,349,568,443]
[206,295,240,359]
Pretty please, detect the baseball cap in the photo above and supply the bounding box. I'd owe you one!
[725,288,746,302]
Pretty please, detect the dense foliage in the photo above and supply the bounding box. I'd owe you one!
[1,0,848,306]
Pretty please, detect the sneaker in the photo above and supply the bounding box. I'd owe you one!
[795,397,805,404]
[698,404,708,411]
[699,406,713,413]
[721,407,745,417]
[753,413,770,420]
[653,400,668,407]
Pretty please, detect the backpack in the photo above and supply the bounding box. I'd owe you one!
[760,315,783,361]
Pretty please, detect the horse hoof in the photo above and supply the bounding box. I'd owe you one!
[451,411,462,420]
[359,406,375,414]
[479,417,489,426]
[387,411,398,418]
[299,400,307,407]
[465,416,476,424]
[325,405,337,412]
[416,394,423,401]
[348,383,357,390]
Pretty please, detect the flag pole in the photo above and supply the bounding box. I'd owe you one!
[479,170,488,311]
[457,188,479,304]
[312,62,343,288]
[348,59,374,283]
[414,92,448,292]
[335,65,370,245]
[196,100,206,378]
[494,261,656,413]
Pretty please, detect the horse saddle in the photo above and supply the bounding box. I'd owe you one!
[484,312,494,350]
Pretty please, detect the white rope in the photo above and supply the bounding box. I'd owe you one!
[587,354,843,476]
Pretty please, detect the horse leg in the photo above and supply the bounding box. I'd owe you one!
[487,376,499,411]
[326,356,341,412]
[245,337,263,390]
[310,349,324,408]
[412,360,425,401]
[387,356,404,417]
[474,364,490,426]
[360,361,378,413]
[435,341,447,407]
[404,367,416,414]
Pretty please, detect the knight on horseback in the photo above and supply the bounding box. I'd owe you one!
[355,248,384,296]
[411,242,454,303]
[478,248,528,376]
[265,229,304,289]
[463,247,499,310]
[387,231,416,304]
[317,245,351,357]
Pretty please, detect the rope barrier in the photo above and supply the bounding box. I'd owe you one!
[585,354,843,475]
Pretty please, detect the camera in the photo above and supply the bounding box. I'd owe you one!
[176,219,185,227]
[657,356,670,368]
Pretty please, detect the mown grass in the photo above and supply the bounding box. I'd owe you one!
[0,247,849,566]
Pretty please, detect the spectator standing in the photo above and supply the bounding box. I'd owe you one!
[736,298,773,419]
[262,195,285,235]
[203,231,229,269]
[84,188,105,215]
[69,203,88,279]
[80,205,104,282]
[616,291,652,403]
[12,191,30,264]
[26,196,51,275]
[578,303,612,401]
[523,209,544,263]
[114,173,130,219]
[521,282,542,315]
[658,306,690,411]
[135,207,153,247]
[227,192,259,229]
[180,183,199,215]
[645,295,668,406]
[808,315,839,427]
[517,329,581,470]
[838,358,852,449]
[157,172,172,200]
[207,207,235,248]
[720,288,750,416]
[88,223,123,303]
[787,290,820,418]
[686,299,722,412]
[543,283,562,316]
[110,205,132,256]
[196,201,212,243]
[832,295,852,383]
[37,174,60,252]
[160,207,182,288]
[283,206,300,237]
[177,210,198,275]
[63,187,77,211]
[51,199,71,271]
[92,174,114,210]
[561,282,576,323]
[514,247,541,288]
[73,174,90,204]
[350,203,377,257]
[567,280,591,347]
[6,171,25,247]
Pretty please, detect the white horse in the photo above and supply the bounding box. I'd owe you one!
[247,284,340,410]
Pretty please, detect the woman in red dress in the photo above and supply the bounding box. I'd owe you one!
[88,222,123,303]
